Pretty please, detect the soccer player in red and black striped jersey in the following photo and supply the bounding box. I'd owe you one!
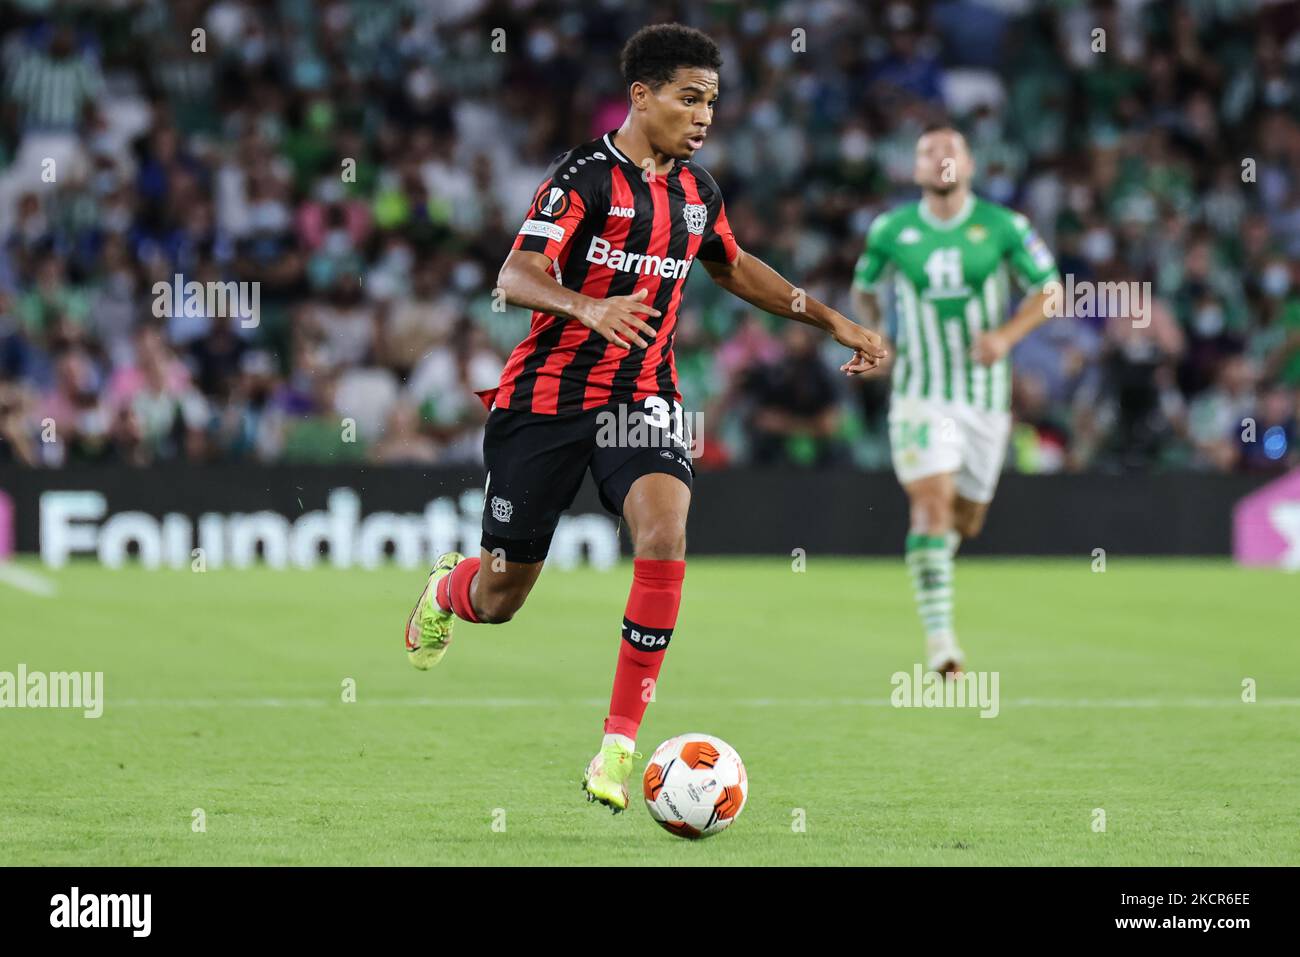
[403,23,886,812]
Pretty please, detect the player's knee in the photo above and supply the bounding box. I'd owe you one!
[909,494,953,534]
[955,511,986,539]
[632,521,686,561]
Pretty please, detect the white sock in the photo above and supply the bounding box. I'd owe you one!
[603,733,635,752]
[947,530,962,558]
[927,632,964,669]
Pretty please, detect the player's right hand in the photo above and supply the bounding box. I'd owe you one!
[857,335,894,378]
[831,317,889,376]
[576,288,660,349]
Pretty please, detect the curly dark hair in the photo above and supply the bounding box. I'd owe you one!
[620,23,722,91]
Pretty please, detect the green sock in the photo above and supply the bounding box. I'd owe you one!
[905,532,954,642]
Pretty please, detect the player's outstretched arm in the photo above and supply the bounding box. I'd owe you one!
[702,248,888,375]
[497,249,661,350]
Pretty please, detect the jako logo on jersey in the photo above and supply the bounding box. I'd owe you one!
[534,186,570,219]
[659,449,690,471]
[586,236,693,278]
[898,227,922,244]
[682,203,707,236]
[607,205,635,218]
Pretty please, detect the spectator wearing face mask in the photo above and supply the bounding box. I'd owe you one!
[1256,263,1300,393]
[1171,236,1248,396]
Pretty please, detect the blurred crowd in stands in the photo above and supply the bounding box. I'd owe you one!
[1,0,1298,473]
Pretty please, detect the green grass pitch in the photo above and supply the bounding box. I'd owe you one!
[0,557,1295,866]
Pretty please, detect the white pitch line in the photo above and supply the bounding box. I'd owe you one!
[106,696,1300,709]
[0,562,56,597]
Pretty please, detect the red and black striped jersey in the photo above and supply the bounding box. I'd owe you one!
[485,130,739,415]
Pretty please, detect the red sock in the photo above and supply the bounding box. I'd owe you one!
[604,558,685,741]
[436,558,481,623]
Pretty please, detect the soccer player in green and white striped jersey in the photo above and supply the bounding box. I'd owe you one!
[851,124,1059,676]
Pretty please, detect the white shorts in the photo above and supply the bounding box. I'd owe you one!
[887,397,1012,504]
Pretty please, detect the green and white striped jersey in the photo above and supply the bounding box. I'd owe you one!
[853,195,1058,411]
[5,51,103,131]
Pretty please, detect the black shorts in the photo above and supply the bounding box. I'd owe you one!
[481,398,694,563]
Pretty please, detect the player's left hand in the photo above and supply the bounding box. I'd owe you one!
[832,318,889,376]
[971,330,1011,366]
